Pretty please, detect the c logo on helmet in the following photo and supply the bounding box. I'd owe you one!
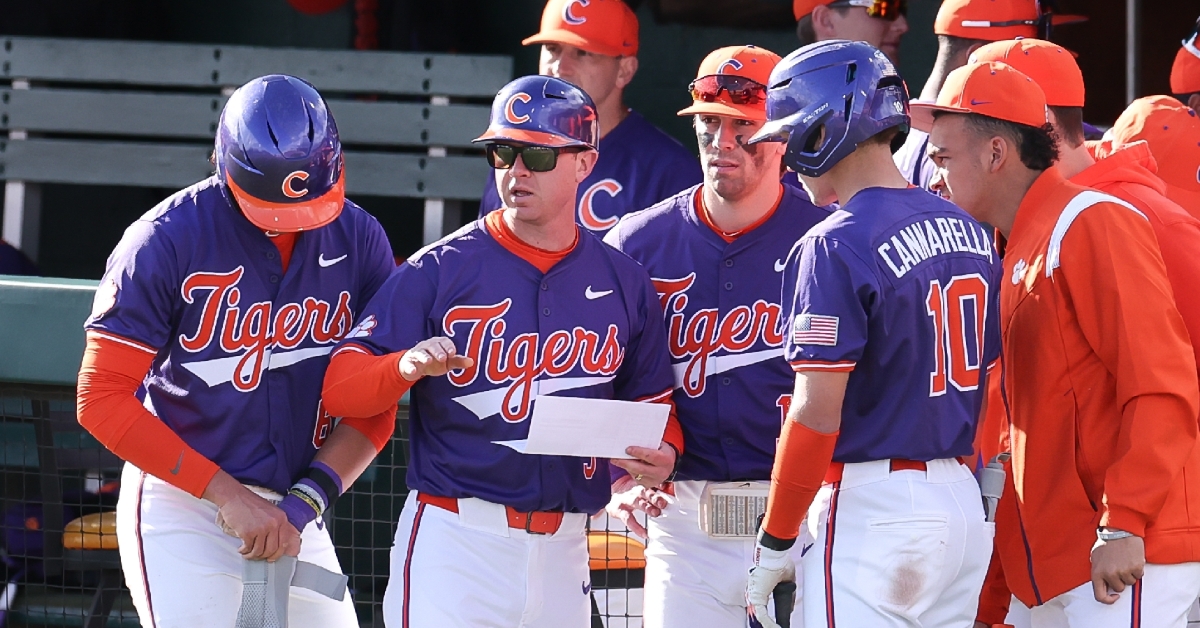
[282,170,310,198]
[504,93,533,124]
[579,179,623,231]
[562,0,589,25]
[717,59,743,74]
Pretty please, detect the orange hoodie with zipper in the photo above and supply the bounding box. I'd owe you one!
[976,147,1200,625]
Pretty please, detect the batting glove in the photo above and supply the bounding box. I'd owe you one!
[746,542,795,628]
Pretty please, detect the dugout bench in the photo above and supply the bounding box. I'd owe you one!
[0,35,512,263]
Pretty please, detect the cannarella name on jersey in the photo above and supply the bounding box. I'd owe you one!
[878,215,995,279]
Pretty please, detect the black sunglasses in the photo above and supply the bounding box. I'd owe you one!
[827,0,907,21]
[486,144,582,173]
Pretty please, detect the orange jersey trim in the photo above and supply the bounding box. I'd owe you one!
[267,231,298,273]
[790,360,856,373]
[484,209,577,273]
[77,332,219,497]
[695,184,784,243]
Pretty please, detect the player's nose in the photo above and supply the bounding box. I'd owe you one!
[929,169,947,196]
[714,120,740,151]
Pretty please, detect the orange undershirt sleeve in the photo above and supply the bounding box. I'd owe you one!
[77,332,219,497]
[322,345,414,419]
[338,403,399,453]
[761,420,839,542]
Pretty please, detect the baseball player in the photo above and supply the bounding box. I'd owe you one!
[1104,96,1200,219]
[1172,17,1200,111]
[320,75,684,628]
[965,38,1200,628]
[743,41,1002,628]
[793,0,909,63]
[476,0,702,234]
[892,0,1086,190]
[75,75,398,627]
[915,60,1200,627]
[602,45,830,628]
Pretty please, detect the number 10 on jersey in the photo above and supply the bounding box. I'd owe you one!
[925,274,989,397]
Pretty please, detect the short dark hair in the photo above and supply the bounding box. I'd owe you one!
[1049,106,1085,148]
[796,5,853,46]
[936,34,987,60]
[935,111,1059,171]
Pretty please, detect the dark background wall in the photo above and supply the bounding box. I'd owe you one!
[0,0,1196,279]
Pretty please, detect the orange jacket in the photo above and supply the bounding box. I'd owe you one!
[994,167,1199,608]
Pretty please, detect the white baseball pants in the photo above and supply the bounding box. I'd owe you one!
[1023,562,1200,627]
[115,463,357,628]
[800,458,992,627]
[382,491,591,627]
[643,480,805,628]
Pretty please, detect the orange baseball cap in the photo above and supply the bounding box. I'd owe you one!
[522,0,639,58]
[910,61,1048,133]
[1108,95,1200,216]
[1171,40,1200,95]
[935,0,1085,41]
[969,39,1084,107]
[793,0,835,20]
[677,46,782,121]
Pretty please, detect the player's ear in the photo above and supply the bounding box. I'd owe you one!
[575,148,599,182]
[986,135,1009,173]
[1188,93,1200,112]
[615,56,638,90]
[811,5,839,40]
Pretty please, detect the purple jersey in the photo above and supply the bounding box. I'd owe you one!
[606,185,831,481]
[84,177,395,493]
[338,221,675,514]
[784,187,1001,463]
[479,110,702,233]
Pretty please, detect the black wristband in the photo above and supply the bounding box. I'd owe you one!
[757,527,797,552]
[306,465,342,511]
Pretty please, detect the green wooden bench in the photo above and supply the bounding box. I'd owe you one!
[0,36,512,263]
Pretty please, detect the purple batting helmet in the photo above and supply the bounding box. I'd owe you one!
[749,40,911,177]
[473,75,599,149]
[216,74,345,233]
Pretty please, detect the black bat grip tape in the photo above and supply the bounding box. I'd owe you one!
[772,580,797,628]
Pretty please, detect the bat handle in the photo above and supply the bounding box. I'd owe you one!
[772,580,797,628]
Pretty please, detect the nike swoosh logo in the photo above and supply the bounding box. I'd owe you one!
[801,543,814,557]
[774,259,787,272]
[969,99,992,106]
[169,452,184,475]
[582,581,592,595]
[585,286,613,300]
[318,253,347,268]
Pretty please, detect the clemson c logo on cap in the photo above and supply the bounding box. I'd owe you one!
[282,170,309,198]
[562,0,589,25]
[717,59,744,74]
[504,93,533,124]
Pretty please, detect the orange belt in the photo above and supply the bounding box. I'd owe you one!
[824,458,966,484]
[416,492,565,535]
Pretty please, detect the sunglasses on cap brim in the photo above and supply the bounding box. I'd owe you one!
[688,75,767,106]
[958,0,1061,40]
[827,0,907,21]
[486,143,584,173]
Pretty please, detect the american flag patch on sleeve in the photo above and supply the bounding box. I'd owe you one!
[792,314,839,346]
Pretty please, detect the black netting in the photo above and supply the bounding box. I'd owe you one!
[0,387,643,628]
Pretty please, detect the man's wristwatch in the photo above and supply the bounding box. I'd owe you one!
[1096,526,1135,542]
